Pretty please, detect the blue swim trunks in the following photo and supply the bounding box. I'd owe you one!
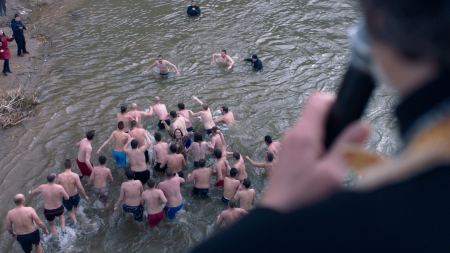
[112,150,127,168]
[164,202,184,220]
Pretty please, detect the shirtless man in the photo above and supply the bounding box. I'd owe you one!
[211,50,235,70]
[177,103,193,133]
[97,121,131,168]
[114,170,144,222]
[116,105,132,131]
[222,168,240,205]
[215,200,247,227]
[264,135,281,158]
[245,153,275,176]
[152,96,171,130]
[208,127,227,153]
[213,148,230,187]
[124,139,151,185]
[141,179,167,228]
[148,55,180,76]
[128,103,153,126]
[153,132,169,172]
[56,159,88,224]
[29,174,69,235]
[190,96,215,135]
[6,194,48,253]
[166,143,186,177]
[76,130,95,178]
[89,156,113,207]
[163,110,188,137]
[234,179,256,211]
[187,159,212,198]
[232,152,248,180]
[158,171,185,220]
[214,106,235,125]
[189,133,209,168]
[129,120,152,164]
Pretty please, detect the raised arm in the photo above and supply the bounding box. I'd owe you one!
[97,132,114,154]
[192,96,204,105]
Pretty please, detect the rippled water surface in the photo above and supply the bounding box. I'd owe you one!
[0,0,399,252]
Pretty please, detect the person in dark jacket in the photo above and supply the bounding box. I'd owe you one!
[187,0,201,17]
[191,1,450,252]
[244,54,263,71]
[0,29,14,76]
[11,13,29,56]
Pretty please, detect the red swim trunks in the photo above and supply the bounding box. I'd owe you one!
[148,210,164,227]
[215,179,224,187]
[76,159,92,176]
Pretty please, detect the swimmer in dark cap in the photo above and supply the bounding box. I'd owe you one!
[187,0,201,17]
[244,54,263,71]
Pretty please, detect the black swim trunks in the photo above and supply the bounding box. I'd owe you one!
[193,187,209,198]
[193,161,200,168]
[16,229,40,253]
[44,205,64,221]
[205,128,213,135]
[123,204,144,221]
[63,194,81,211]
[144,150,150,164]
[157,119,171,130]
[134,170,150,185]
[186,127,194,132]
[154,162,167,172]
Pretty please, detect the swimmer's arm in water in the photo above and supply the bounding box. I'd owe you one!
[97,132,114,154]
[226,55,235,70]
[114,185,125,211]
[28,185,42,195]
[164,60,180,75]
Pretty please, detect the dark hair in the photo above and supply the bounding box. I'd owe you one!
[14,14,20,18]
[130,120,138,129]
[169,143,177,153]
[99,155,107,165]
[86,130,96,140]
[221,49,227,54]
[131,139,139,149]
[251,54,258,59]
[242,179,251,189]
[154,132,162,142]
[221,106,229,113]
[230,168,238,177]
[264,135,272,144]
[158,55,163,58]
[198,159,206,167]
[174,128,183,137]
[64,159,71,169]
[212,126,219,134]
[170,111,177,118]
[125,170,135,180]
[47,173,56,183]
[229,200,237,208]
[361,0,450,66]
[178,103,185,110]
[267,152,274,162]
[202,104,209,110]
[213,148,222,159]
[166,170,175,178]
[118,121,124,130]
[120,105,127,113]
[147,179,156,188]
[233,152,240,160]
[194,132,203,142]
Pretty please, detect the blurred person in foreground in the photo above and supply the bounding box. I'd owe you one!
[191,1,450,252]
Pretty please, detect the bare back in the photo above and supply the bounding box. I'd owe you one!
[91,166,112,189]
[200,109,215,129]
[191,167,212,188]
[121,180,143,206]
[77,138,92,163]
[215,158,229,181]
[234,158,248,180]
[191,142,208,161]
[38,184,66,209]
[113,130,130,151]
[153,103,169,120]
[158,176,184,207]
[116,112,131,130]
[166,153,185,173]
[178,109,192,128]
[154,142,169,165]
[57,171,81,196]
[235,189,256,210]
[223,177,240,199]
[130,128,148,148]
[7,207,38,235]
[142,188,166,214]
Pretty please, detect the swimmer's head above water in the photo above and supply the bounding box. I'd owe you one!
[170,111,178,119]
[267,152,274,162]
[194,132,203,142]
[229,168,238,178]
[47,173,56,183]
[130,120,138,130]
[233,152,241,161]
[155,96,161,103]
[130,139,139,149]
[264,135,272,145]
[157,55,163,63]
[99,155,107,165]
[169,143,178,154]
[202,104,209,111]
[86,130,96,141]
[178,103,185,110]
[221,106,229,114]
[120,105,127,114]
[221,50,227,58]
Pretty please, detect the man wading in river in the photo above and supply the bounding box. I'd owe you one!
[76,130,95,178]
[115,170,144,222]
[97,121,131,169]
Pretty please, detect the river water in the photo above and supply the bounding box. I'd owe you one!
[0,0,399,252]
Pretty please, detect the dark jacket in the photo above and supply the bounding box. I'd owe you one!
[11,19,26,38]
[187,5,201,16]
[191,72,450,253]
[244,58,263,71]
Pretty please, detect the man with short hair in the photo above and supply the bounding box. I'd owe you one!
[232,152,248,180]
[158,171,185,220]
[187,159,212,198]
[153,132,169,172]
[264,135,281,158]
[29,174,69,235]
[116,105,132,131]
[6,194,48,253]
[11,14,28,56]
[129,120,152,164]
[214,106,235,125]
[127,103,153,125]
[245,153,275,176]
[177,102,194,133]
[56,159,88,224]
[191,96,216,135]
[114,170,144,222]
[208,127,227,153]
[189,132,209,168]
[187,0,201,17]
[141,179,167,228]
[215,200,247,227]
[97,121,131,168]
[163,110,188,137]
[89,156,113,207]
[222,168,240,205]
[124,139,151,185]
[166,143,186,177]
[211,50,235,70]
[76,130,95,177]
[244,54,263,71]
[147,55,180,76]
[213,148,230,187]
[152,96,171,130]
[234,179,256,211]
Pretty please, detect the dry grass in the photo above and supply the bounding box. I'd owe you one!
[0,87,39,128]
